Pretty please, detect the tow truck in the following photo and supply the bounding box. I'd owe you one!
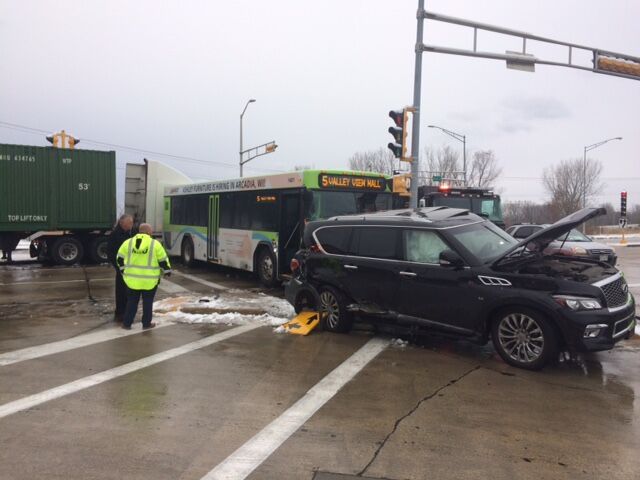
[392,175,505,228]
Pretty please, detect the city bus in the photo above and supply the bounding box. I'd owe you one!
[163,170,392,285]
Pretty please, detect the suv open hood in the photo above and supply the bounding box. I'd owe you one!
[493,207,606,266]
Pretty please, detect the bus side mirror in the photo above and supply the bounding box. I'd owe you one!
[439,249,464,268]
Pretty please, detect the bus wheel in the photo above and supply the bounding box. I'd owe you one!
[257,248,278,287]
[51,237,84,266]
[181,237,195,267]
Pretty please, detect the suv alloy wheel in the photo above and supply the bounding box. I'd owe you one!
[491,307,558,370]
[318,286,353,333]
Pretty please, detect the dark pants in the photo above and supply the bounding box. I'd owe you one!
[123,287,158,328]
[113,266,128,316]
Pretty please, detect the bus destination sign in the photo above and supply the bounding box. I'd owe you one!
[318,174,386,191]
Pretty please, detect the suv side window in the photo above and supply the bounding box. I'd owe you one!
[354,227,400,260]
[315,227,353,255]
[403,229,450,264]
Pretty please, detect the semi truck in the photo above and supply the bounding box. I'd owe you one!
[0,143,191,265]
[0,143,116,265]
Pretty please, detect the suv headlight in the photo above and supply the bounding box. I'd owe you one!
[553,295,602,311]
[571,246,588,255]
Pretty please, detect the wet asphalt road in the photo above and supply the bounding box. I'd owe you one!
[0,248,639,480]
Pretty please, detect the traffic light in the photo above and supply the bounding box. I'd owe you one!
[597,56,640,78]
[265,142,278,153]
[621,191,627,217]
[388,108,410,161]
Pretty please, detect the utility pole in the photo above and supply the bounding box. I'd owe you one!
[410,0,425,209]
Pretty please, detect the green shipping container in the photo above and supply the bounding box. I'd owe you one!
[0,143,116,233]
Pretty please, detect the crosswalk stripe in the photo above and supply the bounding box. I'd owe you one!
[0,324,260,419]
[0,322,173,367]
[200,337,389,480]
[0,278,111,286]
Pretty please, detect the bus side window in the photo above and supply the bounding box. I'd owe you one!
[251,191,278,231]
[220,194,234,229]
[234,192,252,229]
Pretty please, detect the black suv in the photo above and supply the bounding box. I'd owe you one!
[285,207,636,370]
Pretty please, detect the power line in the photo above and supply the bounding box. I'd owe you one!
[0,120,284,174]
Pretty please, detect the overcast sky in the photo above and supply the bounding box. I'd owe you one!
[1,0,638,208]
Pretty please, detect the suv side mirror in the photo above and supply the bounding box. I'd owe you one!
[439,249,464,268]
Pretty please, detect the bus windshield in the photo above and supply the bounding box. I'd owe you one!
[308,190,392,220]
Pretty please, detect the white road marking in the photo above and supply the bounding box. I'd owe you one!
[627,283,640,288]
[0,278,111,286]
[173,271,228,291]
[158,278,190,293]
[0,322,174,367]
[201,337,389,480]
[0,324,260,419]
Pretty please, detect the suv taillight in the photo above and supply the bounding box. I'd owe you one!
[290,258,300,272]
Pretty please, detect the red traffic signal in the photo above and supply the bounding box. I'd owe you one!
[621,191,628,217]
[389,110,404,127]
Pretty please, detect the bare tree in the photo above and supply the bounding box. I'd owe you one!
[467,150,502,188]
[422,145,460,185]
[542,158,604,217]
[347,147,397,175]
[503,201,555,226]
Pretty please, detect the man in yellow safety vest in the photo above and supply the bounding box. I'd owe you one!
[116,223,171,330]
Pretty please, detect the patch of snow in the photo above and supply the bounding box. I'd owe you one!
[154,291,295,328]
[391,338,409,348]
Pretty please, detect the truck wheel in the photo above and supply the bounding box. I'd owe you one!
[51,237,85,266]
[318,286,353,333]
[181,237,195,267]
[491,307,558,370]
[89,237,109,264]
[257,248,278,287]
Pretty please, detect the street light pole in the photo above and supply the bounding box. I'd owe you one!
[582,136,622,208]
[428,125,467,186]
[239,98,256,177]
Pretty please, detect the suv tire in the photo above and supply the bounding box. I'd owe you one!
[491,307,558,370]
[319,286,353,333]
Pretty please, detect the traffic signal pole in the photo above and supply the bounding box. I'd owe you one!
[410,0,426,209]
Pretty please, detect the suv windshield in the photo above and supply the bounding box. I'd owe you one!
[308,190,392,220]
[449,221,517,262]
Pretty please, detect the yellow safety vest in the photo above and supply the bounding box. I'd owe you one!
[117,234,171,290]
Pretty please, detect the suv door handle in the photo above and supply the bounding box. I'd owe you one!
[344,264,358,270]
[399,271,417,277]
